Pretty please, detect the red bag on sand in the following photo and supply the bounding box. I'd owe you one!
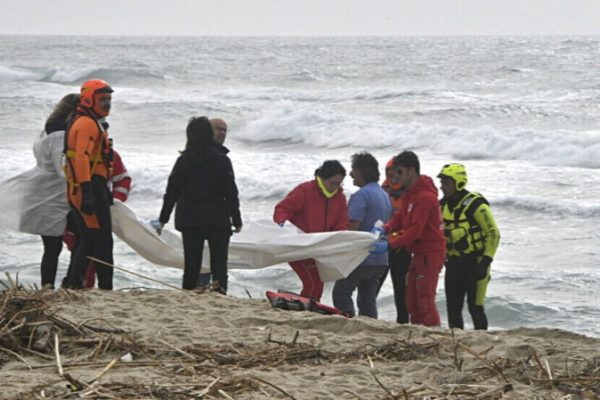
[266,291,352,318]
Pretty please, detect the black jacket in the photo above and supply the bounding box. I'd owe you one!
[159,145,242,231]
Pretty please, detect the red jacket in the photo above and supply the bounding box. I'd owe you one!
[273,180,348,233]
[385,175,446,255]
[111,150,131,202]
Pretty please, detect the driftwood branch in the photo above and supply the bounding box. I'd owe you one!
[253,376,299,400]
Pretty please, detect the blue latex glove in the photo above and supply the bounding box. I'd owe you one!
[150,219,164,235]
[370,226,385,238]
[369,240,388,255]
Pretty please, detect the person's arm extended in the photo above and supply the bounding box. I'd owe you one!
[389,194,436,248]
[273,184,305,225]
[331,194,349,231]
[384,209,402,234]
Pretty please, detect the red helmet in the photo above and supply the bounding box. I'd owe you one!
[385,158,394,171]
[80,79,113,117]
[385,157,403,190]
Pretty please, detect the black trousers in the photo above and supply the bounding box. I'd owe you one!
[181,226,231,291]
[40,235,62,288]
[378,248,412,324]
[40,212,77,288]
[67,176,114,290]
[445,255,488,330]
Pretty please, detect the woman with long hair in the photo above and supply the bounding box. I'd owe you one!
[157,117,242,292]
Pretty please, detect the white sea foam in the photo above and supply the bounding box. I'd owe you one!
[0,65,51,82]
[0,64,166,85]
[235,101,600,169]
[216,86,434,102]
[492,195,600,218]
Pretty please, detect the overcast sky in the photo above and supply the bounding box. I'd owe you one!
[1,0,600,36]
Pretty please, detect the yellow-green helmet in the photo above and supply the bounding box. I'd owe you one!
[437,163,468,191]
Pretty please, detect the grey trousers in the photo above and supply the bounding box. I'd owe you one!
[332,264,388,318]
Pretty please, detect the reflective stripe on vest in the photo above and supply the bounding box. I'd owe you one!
[442,192,486,257]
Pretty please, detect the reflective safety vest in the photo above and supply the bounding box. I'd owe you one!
[441,192,488,257]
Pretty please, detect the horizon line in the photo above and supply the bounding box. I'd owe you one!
[2,33,600,38]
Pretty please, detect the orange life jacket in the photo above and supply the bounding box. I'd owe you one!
[64,108,112,228]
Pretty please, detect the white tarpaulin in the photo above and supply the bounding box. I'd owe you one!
[111,201,376,282]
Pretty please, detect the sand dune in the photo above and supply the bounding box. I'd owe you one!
[1,288,598,399]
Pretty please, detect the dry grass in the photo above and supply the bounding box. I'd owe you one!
[1,278,599,399]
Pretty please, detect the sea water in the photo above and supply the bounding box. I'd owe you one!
[0,35,598,337]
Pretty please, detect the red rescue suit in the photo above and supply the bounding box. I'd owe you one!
[384,175,446,326]
[273,179,348,300]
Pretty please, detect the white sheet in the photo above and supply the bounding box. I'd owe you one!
[111,201,375,281]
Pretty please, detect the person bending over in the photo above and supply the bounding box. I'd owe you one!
[273,160,348,300]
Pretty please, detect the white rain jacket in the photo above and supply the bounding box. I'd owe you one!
[0,130,69,236]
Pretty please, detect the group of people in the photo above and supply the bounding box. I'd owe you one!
[24,83,131,291]
[19,78,500,331]
[33,79,241,297]
[274,151,500,330]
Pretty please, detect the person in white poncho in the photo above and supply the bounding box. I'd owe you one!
[0,93,78,288]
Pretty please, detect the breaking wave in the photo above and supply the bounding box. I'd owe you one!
[235,101,600,169]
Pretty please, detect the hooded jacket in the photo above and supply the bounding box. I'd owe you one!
[273,180,348,233]
[385,175,446,255]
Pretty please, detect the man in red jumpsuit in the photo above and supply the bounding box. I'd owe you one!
[376,151,446,327]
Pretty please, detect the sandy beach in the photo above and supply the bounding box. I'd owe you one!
[1,287,599,399]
